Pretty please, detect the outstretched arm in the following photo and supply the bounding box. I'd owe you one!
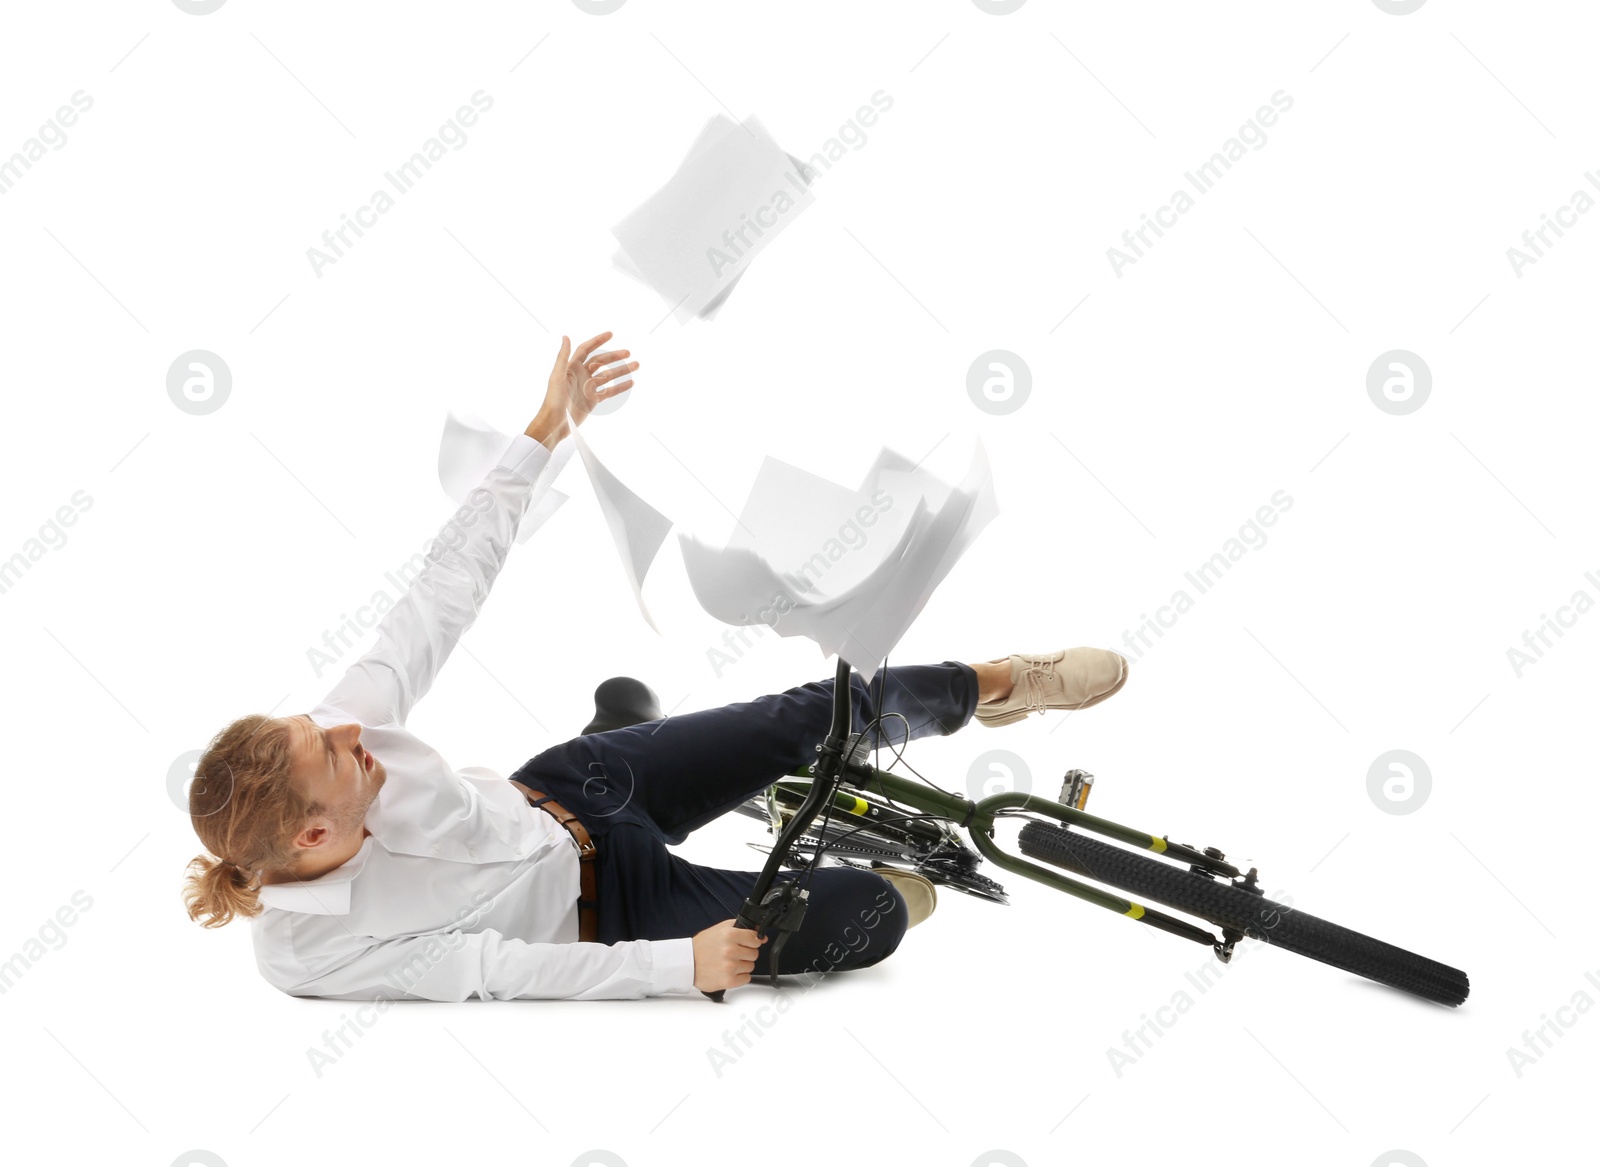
[263,917,761,1003]
[314,332,640,727]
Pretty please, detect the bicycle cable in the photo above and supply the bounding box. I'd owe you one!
[745,659,982,940]
[790,655,985,875]
[793,649,896,896]
[850,712,965,803]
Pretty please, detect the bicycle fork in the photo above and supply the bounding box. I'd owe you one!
[846,759,1265,963]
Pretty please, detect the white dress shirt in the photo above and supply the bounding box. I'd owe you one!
[251,432,698,1002]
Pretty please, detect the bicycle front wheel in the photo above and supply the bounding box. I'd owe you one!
[1016,820,1469,1007]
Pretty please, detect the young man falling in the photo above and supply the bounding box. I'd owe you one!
[182,332,1129,1001]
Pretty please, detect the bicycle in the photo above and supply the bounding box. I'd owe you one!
[582,662,1471,1007]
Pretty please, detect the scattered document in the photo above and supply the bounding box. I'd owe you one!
[573,429,674,634]
[438,414,999,676]
[437,410,572,544]
[612,114,816,324]
[676,441,999,677]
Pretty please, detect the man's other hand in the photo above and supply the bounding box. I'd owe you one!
[692,919,767,992]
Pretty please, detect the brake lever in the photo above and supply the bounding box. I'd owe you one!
[701,884,808,1001]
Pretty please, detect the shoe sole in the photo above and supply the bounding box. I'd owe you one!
[973,654,1130,727]
[875,868,936,927]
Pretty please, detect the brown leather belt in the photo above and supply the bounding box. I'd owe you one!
[510,780,598,942]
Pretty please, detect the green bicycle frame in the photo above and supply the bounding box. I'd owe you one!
[782,760,1244,950]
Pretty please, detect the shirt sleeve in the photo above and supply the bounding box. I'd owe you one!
[273,929,698,1002]
[314,432,575,727]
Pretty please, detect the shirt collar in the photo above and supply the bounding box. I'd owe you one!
[256,834,373,916]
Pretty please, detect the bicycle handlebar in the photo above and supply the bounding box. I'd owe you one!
[701,656,856,1001]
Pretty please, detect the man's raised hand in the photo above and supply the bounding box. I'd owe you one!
[565,330,639,429]
[527,330,640,447]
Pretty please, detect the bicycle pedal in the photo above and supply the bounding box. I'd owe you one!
[1058,769,1095,812]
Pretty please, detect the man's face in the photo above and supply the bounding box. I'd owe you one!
[282,715,387,854]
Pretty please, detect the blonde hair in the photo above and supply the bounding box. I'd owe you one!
[181,714,321,928]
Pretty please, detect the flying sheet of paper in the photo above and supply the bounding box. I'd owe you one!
[614,254,748,323]
[611,113,816,324]
[612,150,815,322]
[437,413,674,633]
[437,410,573,544]
[572,429,674,634]
[437,412,1000,670]
[676,440,999,678]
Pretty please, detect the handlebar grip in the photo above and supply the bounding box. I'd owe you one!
[703,914,762,1001]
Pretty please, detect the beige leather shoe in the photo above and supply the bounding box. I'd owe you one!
[974,647,1129,727]
[874,867,937,928]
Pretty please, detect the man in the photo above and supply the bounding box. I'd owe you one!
[181,331,1129,1001]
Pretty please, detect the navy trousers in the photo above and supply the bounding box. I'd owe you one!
[508,661,980,978]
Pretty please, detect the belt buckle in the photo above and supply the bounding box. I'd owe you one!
[516,784,595,860]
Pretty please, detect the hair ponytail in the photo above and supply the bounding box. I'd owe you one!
[182,853,262,929]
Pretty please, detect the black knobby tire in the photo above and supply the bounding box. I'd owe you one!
[1016,820,1469,1007]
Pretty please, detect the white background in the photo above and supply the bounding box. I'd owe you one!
[1,2,1593,1165]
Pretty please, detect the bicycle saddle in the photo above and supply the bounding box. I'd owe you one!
[581,676,664,735]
